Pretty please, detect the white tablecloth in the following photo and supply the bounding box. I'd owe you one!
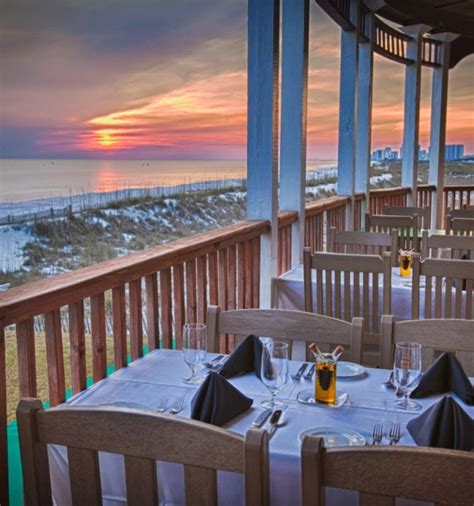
[272,266,469,321]
[49,350,474,506]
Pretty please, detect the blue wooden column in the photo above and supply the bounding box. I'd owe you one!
[247,0,280,307]
[429,35,456,229]
[280,0,310,267]
[355,11,374,227]
[401,26,428,205]
[336,0,359,229]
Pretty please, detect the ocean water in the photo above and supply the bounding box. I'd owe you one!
[0,159,335,203]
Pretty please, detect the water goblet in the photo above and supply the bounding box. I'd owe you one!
[260,341,289,409]
[393,342,422,411]
[182,323,207,384]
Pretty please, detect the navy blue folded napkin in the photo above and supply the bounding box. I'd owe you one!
[407,396,474,451]
[411,352,474,405]
[190,372,253,426]
[219,335,266,379]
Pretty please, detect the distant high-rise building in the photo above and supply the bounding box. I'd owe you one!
[444,144,464,160]
[371,146,399,162]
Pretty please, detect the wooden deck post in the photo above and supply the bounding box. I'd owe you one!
[336,0,359,230]
[247,0,280,307]
[401,25,428,205]
[280,0,310,268]
[428,35,456,229]
[355,10,374,229]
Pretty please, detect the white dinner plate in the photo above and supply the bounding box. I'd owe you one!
[337,361,366,378]
[299,427,366,447]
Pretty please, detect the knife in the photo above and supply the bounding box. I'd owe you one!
[267,409,283,438]
[251,408,272,428]
[303,364,316,380]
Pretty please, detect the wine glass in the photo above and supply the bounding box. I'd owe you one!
[393,342,422,411]
[182,323,207,384]
[260,341,289,409]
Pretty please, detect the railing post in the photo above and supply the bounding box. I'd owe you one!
[336,0,359,230]
[401,25,429,205]
[280,0,309,268]
[428,34,457,229]
[355,9,374,228]
[247,0,280,307]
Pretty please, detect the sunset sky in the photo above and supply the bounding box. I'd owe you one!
[1,0,473,160]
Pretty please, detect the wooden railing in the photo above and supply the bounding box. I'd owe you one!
[277,211,297,275]
[417,184,436,209]
[443,184,474,211]
[0,219,272,504]
[368,187,410,215]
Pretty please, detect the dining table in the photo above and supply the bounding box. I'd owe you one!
[48,349,474,506]
[271,265,469,321]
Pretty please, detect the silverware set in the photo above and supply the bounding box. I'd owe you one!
[203,355,227,373]
[251,408,285,439]
[372,421,401,445]
[291,363,315,381]
[157,396,185,415]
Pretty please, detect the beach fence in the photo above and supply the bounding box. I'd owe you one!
[0,177,248,226]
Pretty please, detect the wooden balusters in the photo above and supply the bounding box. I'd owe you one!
[145,274,159,351]
[44,309,66,405]
[112,285,127,369]
[16,319,37,398]
[160,269,173,349]
[237,243,246,310]
[129,279,143,361]
[196,255,207,325]
[185,260,197,325]
[173,265,185,350]
[69,301,87,394]
[244,241,253,309]
[217,249,228,352]
[90,294,107,382]
[252,237,260,308]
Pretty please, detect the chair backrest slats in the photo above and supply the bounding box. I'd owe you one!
[449,217,474,236]
[68,447,102,506]
[304,249,391,365]
[184,465,217,506]
[412,254,474,320]
[301,437,474,504]
[328,227,398,266]
[384,204,430,229]
[125,455,158,506]
[206,307,363,363]
[366,213,418,251]
[421,231,474,260]
[17,400,270,506]
[381,316,474,373]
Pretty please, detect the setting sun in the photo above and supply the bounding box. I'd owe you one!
[97,129,118,148]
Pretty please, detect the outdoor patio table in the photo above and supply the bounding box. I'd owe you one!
[272,265,468,321]
[48,349,474,506]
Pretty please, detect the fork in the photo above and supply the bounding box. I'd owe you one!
[156,397,169,413]
[372,423,383,445]
[291,363,308,381]
[389,421,401,445]
[169,397,185,415]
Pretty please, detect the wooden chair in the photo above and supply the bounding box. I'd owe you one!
[383,204,430,230]
[381,316,474,374]
[421,231,474,260]
[303,248,391,365]
[327,227,398,266]
[207,306,363,363]
[411,253,474,320]
[365,213,418,251]
[448,217,474,236]
[17,398,269,506]
[301,436,474,506]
